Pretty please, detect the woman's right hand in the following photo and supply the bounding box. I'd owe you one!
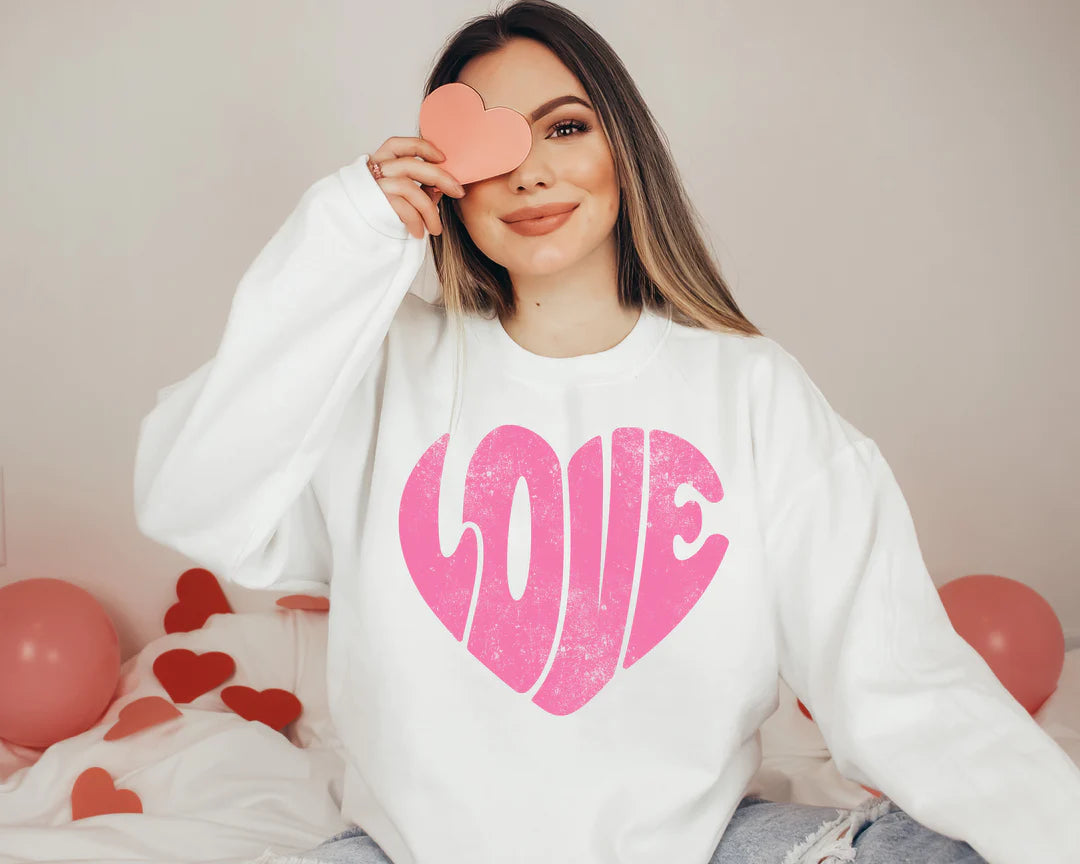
[366,137,467,238]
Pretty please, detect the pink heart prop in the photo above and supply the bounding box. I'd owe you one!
[419,82,532,185]
[71,767,142,820]
[399,426,730,716]
[103,696,182,741]
[275,594,330,612]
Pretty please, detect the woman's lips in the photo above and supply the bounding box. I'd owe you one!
[503,205,579,236]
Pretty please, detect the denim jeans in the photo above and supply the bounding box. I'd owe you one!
[250,793,988,863]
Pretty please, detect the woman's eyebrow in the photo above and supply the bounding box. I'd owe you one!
[529,95,593,123]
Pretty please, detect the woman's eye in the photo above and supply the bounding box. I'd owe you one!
[548,119,590,139]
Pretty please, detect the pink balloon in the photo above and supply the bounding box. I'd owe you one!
[938,573,1064,715]
[0,578,121,748]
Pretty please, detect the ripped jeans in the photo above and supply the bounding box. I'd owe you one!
[251,794,988,863]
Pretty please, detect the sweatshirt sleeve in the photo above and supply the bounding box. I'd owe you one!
[754,342,1080,864]
[133,153,427,593]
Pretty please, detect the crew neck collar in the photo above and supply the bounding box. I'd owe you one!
[467,303,672,386]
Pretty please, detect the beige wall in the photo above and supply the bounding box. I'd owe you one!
[1,0,1077,662]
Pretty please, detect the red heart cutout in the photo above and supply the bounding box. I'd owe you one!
[71,767,142,820]
[221,685,302,732]
[276,594,330,612]
[164,567,233,634]
[419,82,532,185]
[153,648,235,703]
[103,696,182,741]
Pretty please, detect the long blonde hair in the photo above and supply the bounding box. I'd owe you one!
[421,0,762,340]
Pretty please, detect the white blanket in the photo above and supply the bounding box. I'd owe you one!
[2,607,1077,864]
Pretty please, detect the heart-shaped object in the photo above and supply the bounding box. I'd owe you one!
[152,648,235,704]
[419,82,532,185]
[164,567,233,634]
[221,685,302,732]
[276,594,330,612]
[400,426,728,715]
[103,696,182,741]
[71,767,142,820]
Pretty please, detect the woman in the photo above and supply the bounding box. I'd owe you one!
[133,2,1080,862]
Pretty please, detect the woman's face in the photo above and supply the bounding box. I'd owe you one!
[451,38,620,278]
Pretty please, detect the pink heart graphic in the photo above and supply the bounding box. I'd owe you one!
[418,82,532,185]
[400,426,729,715]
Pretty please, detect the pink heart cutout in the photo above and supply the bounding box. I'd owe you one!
[71,767,142,820]
[276,594,330,612]
[103,696,182,741]
[419,82,532,185]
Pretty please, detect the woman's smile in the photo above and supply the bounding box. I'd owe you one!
[503,204,579,236]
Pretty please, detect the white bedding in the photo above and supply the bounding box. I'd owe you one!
[1,606,1077,864]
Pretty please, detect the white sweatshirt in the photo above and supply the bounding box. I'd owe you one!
[133,153,1080,864]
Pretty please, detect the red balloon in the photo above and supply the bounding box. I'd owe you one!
[0,578,121,748]
[938,573,1064,715]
